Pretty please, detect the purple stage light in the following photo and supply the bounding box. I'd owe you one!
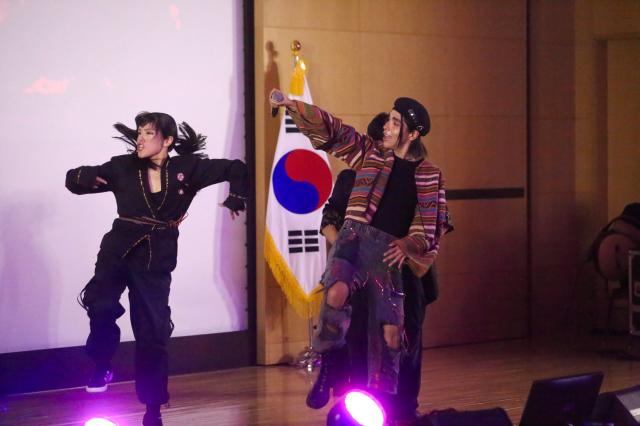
[344,391,385,426]
[327,389,386,426]
[85,418,117,426]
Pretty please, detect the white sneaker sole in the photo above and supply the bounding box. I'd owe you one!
[86,384,108,393]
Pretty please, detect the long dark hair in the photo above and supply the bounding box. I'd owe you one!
[367,112,389,141]
[399,117,427,160]
[113,111,207,160]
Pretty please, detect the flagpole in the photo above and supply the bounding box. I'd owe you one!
[288,39,321,374]
[266,39,326,373]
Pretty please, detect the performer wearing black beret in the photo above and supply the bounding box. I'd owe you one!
[270,89,453,421]
[321,113,439,422]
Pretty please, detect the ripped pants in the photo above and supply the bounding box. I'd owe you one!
[314,219,404,394]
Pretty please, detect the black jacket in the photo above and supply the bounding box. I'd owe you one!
[66,153,248,272]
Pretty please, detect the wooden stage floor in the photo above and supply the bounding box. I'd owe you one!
[2,335,640,425]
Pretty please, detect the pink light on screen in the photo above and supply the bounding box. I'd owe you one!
[169,4,181,30]
[0,0,8,25]
[344,391,385,426]
[24,77,69,95]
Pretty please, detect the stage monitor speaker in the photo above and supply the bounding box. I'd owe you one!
[592,385,640,425]
[519,371,603,426]
[421,407,512,426]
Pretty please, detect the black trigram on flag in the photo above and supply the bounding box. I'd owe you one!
[288,229,320,253]
[285,112,301,133]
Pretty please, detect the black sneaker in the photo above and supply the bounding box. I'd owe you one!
[85,368,113,393]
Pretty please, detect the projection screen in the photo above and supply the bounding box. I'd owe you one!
[0,0,247,353]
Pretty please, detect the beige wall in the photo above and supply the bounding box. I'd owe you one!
[572,0,610,332]
[607,39,640,217]
[530,0,640,334]
[254,0,640,363]
[529,1,581,334]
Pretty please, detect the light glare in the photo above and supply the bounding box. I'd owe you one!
[85,418,117,426]
[344,391,385,426]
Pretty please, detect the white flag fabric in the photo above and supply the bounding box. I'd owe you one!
[265,78,332,318]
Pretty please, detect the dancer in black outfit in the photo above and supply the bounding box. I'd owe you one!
[65,112,248,426]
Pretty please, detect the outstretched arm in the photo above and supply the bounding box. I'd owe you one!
[269,88,374,170]
[190,158,249,216]
[65,161,113,195]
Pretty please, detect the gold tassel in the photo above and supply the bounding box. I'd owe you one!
[264,230,323,319]
[289,58,306,97]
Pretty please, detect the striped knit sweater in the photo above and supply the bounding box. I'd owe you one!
[287,100,453,277]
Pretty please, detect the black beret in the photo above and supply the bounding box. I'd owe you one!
[393,97,430,136]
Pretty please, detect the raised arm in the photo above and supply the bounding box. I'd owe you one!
[65,160,114,195]
[269,89,374,170]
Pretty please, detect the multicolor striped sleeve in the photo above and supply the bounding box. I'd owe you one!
[395,167,454,277]
[286,100,374,170]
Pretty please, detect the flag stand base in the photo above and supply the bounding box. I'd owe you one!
[292,346,321,373]
[292,318,320,373]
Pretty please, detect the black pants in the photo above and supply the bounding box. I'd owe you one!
[345,265,431,417]
[393,266,427,415]
[81,244,173,405]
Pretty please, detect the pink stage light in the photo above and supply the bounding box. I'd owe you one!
[343,390,385,426]
[85,418,117,426]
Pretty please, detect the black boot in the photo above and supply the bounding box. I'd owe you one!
[306,348,347,409]
[142,404,163,426]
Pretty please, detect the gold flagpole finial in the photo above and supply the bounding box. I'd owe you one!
[291,40,302,65]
